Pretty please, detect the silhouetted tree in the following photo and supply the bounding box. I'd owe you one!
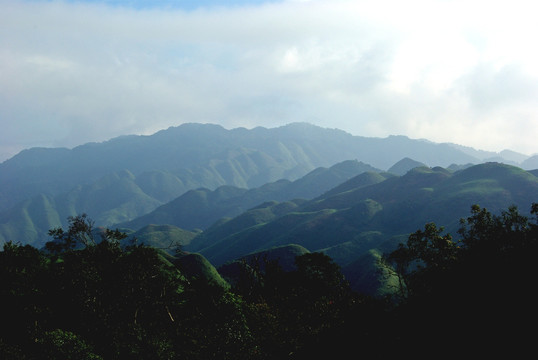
[386,203,538,357]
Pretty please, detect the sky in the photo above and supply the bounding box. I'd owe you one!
[1,0,538,162]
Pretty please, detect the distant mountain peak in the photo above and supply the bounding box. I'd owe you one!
[387,157,427,176]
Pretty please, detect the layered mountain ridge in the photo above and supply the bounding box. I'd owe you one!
[1,122,535,256]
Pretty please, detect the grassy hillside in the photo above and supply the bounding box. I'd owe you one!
[120,160,379,232]
[188,200,305,255]
[187,162,538,295]
[119,186,249,232]
[0,194,62,248]
[0,170,163,247]
[341,248,401,299]
[129,224,199,254]
[0,158,377,248]
[172,253,230,289]
[387,157,427,175]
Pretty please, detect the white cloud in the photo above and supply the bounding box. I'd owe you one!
[0,0,537,162]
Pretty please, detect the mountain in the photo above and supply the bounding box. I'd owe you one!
[184,162,538,295]
[0,158,377,248]
[447,143,530,164]
[172,253,230,289]
[0,122,481,214]
[319,171,394,198]
[387,157,427,175]
[0,122,527,248]
[120,159,380,232]
[341,248,401,299]
[0,170,164,247]
[447,143,499,160]
[499,149,530,164]
[129,224,199,253]
[522,155,538,170]
[191,200,306,256]
[120,186,249,233]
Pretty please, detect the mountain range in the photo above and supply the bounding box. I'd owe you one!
[3,122,533,211]
[1,122,535,247]
[123,160,538,296]
[180,162,537,294]
[1,122,537,296]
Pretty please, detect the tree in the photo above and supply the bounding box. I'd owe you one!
[387,222,459,299]
[46,213,96,253]
[458,204,532,254]
[46,214,128,256]
[0,241,49,347]
[385,204,538,356]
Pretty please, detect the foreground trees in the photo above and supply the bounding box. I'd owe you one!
[1,215,186,359]
[1,204,537,358]
[386,204,538,356]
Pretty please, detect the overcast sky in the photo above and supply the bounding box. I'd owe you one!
[1,0,537,162]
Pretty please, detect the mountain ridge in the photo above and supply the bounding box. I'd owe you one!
[1,122,534,248]
[182,162,538,295]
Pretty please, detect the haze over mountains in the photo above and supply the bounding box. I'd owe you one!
[1,122,537,297]
[0,122,536,246]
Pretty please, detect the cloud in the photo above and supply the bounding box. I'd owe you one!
[1,0,537,162]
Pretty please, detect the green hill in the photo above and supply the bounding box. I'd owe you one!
[130,224,199,254]
[239,243,311,271]
[185,162,538,296]
[0,170,163,247]
[341,248,401,299]
[387,157,427,175]
[172,253,230,289]
[119,186,249,232]
[315,171,393,199]
[191,200,305,253]
[119,159,380,232]
[0,194,62,248]
[0,158,377,248]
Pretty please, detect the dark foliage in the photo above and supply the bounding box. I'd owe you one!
[386,203,538,356]
[2,205,538,358]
